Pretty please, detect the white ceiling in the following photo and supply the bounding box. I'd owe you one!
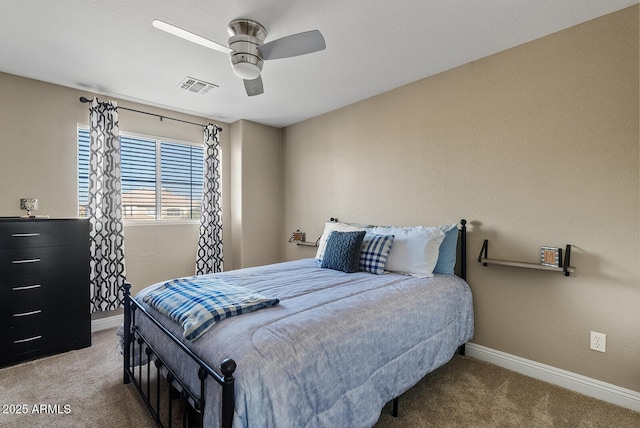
[0,0,636,128]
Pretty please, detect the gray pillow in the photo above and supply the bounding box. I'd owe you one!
[321,230,366,273]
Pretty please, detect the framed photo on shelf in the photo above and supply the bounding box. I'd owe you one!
[541,246,563,267]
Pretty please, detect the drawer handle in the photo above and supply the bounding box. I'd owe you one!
[11,258,41,264]
[13,335,42,344]
[11,233,41,237]
[12,284,42,291]
[13,310,42,317]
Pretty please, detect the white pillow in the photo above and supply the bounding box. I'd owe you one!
[315,222,366,261]
[369,225,445,278]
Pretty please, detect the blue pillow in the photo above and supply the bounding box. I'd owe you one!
[434,224,458,275]
[321,231,366,273]
[359,233,395,275]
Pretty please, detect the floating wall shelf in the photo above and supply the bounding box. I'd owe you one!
[478,240,575,276]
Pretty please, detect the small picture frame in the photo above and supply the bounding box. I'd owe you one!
[541,246,563,267]
[289,230,306,243]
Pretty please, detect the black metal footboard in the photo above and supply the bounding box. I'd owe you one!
[122,283,236,428]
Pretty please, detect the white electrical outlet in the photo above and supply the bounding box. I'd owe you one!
[590,331,606,353]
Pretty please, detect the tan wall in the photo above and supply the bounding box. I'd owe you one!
[0,72,233,299]
[229,119,283,269]
[282,6,639,392]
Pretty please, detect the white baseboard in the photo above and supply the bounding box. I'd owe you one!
[91,314,124,333]
[465,342,640,413]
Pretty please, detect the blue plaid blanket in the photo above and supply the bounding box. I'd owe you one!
[143,276,279,341]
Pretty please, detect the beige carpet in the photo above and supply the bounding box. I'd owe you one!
[1,328,638,427]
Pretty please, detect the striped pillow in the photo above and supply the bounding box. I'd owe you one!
[359,233,395,275]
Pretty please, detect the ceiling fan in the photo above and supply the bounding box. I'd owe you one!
[153,19,326,96]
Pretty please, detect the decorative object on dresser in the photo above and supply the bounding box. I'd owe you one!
[0,218,91,367]
[19,198,38,217]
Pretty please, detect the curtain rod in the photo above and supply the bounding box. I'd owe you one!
[78,97,221,131]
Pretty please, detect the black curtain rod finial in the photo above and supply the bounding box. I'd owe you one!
[79,96,91,103]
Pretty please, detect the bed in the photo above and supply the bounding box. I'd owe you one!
[122,219,473,428]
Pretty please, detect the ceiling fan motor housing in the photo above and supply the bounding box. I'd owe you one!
[228,19,267,80]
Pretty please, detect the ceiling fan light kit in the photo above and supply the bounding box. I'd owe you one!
[227,20,266,80]
[152,17,325,96]
[230,58,262,80]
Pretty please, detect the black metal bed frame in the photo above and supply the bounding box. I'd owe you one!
[122,219,467,427]
[122,287,236,428]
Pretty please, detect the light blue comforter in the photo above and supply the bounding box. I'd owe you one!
[134,258,474,428]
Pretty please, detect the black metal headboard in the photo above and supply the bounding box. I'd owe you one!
[459,219,467,281]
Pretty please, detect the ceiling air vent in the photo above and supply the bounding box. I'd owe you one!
[177,77,218,95]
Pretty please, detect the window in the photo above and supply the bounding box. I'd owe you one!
[78,128,204,222]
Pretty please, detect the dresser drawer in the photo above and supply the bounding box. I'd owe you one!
[1,331,49,359]
[1,310,82,354]
[4,308,55,339]
[0,335,91,365]
[0,245,88,274]
[3,291,88,319]
[0,327,90,364]
[6,300,85,328]
[0,302,90,361]
[1,292,88,328]
[0,219,89,249]
[1,269,88,299]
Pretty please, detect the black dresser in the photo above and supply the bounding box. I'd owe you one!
[0,218,91,367]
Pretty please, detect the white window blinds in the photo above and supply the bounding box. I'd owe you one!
[78,128,204,221]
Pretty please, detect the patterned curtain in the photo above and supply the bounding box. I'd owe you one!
[195,124,224,274]
[88,98,126,312]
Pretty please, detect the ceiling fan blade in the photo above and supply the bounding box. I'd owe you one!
[258,30,325,60]
[244,76,264,96]
[152,20,232,54]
